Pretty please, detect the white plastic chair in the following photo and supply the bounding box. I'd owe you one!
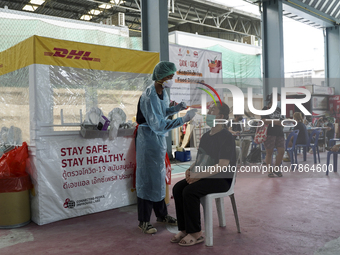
[200,170,240,246]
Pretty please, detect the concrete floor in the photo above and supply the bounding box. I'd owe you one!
[1,150,340,255]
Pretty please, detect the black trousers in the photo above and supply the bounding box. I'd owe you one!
[137,197,168,222]
[173,178,230,234]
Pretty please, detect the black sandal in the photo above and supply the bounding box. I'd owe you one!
[157,215,177,226]
[273,171,283,177]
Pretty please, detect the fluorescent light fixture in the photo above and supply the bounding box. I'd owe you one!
[88,9,102,15]
[110,0,126,4]
[30,0,45,5]
[22,5,38,11]
[98,4,112,9]
[80,15,93,21]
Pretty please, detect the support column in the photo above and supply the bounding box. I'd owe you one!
[261,0,285,99]
[141,0,169,60]
[325,26,340,94]
[141,0,173,158]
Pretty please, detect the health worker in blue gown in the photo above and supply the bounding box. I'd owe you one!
[136,61,197,234]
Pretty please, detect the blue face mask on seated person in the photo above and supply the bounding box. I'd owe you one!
[206,114,216,127]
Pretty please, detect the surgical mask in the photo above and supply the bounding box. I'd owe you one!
[163,80,173,88]
[277,101,281,108]
[206,114,216,127]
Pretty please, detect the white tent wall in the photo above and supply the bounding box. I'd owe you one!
[169,31,262,55]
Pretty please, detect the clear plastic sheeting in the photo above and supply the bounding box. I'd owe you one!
[0,67,29,145]
[48,65,151,132]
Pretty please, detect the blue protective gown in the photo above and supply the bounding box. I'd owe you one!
[136,84,184,202]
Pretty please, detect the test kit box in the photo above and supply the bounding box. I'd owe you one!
[175,151,191,162]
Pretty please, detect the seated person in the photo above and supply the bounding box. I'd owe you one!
[322,117,335,146]
[316,117,324,127]
[228,115,251,164]
[309,117,334,149]
[303,116,310,126]
[283,112,308,162]
[304,116,312,126]
[171,102,236,247]
[326,144,340,152]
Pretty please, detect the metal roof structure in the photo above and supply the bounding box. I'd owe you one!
[280,0,340,28]
[293,0,340,21]
[0,0,261,40]
[1,0,339,41]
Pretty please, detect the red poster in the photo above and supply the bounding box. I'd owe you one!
[329,95,340,117]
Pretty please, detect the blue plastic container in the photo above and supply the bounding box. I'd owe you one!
[175,151,191,162]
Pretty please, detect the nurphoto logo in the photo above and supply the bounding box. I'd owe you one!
[200,85,311,116]
[198,84,311,127]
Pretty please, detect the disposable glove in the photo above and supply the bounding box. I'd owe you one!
[182,109,198,123]
[174,102,187,112]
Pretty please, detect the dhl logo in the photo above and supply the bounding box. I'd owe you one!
[44,48,100,62]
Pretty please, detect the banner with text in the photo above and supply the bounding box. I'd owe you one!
[30,135,137,225]
[169,44,223,107]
